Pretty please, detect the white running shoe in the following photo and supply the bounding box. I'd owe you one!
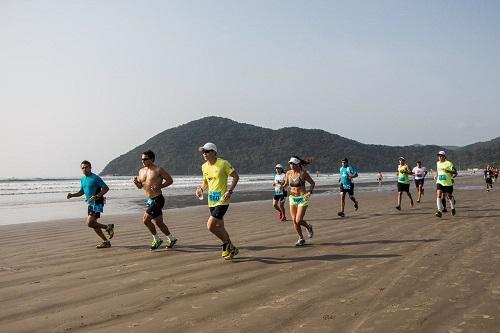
[295,238,306,247]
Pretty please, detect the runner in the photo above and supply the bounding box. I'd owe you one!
[412,161,428,203]
[133,150,177,251]
[376,172,383,188]
[281,156,315,246]
[396,157,414,210]
[434,150,458,218]
[337,158,359,217]
[484,165,494,192]
[272,164,287,222]
[195,142,240,260]
[67,160,114,248]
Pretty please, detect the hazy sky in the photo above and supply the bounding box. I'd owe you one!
[1,0,499,178]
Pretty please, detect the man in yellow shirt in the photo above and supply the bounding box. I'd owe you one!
[396,157,414,210]
[434,151,458,218]
[195,142,240,260]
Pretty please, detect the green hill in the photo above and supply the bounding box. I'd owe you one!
[101,117,500,175]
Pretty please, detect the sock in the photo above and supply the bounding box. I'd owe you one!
[437,198,444,211]
[449,197,455,209]
[153,234,160,241]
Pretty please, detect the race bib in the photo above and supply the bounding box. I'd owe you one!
[274,188,283,195]
[398,176,406,182]
[208,191,222,203]
[438,175,447,181]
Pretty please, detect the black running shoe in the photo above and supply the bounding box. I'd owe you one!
[337,212,345,217]
[452,209,456,216]
[435,211,442,218]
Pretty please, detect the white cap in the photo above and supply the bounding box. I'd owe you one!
[399,156,405,160]
[288,157,301,165]
[275,164,284,169]
[198,142,218,153]
[437,150,446,156]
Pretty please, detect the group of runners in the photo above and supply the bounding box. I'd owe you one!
[67,144,490,260]
[68,142,240,260]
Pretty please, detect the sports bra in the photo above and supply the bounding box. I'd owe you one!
[289,174,306,187]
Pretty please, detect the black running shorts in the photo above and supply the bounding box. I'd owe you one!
[436,183,453,193]
[415,179,425,188]
[146,194,165,219]
[209,205,229,219]
[273,190,287,201]
[88,206,101,219]
[340,183,354,195]
[397,182,410,193]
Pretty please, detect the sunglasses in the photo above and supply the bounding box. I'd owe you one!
[141,158,150,161]
[202,150,214,154]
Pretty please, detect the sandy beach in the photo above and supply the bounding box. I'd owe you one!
[1,175,499,332]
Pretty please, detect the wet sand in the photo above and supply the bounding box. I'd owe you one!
[1,175,499,332]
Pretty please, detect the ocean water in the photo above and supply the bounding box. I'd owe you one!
[0,172,397,225]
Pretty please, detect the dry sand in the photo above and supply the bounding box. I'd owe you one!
[1,176,499,332]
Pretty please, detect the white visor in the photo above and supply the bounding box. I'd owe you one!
[288,157,300,165]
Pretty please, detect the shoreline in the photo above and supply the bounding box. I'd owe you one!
[0,174,489,227]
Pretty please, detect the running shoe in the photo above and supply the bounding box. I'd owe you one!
[295,238,305,247]
[451,208,456,216]
[395,206,401,211]
[337,212,345,217]
[223,243,239,260]
[278,213,283,220]
[165,236,177,249]
[442,208,448,213]
[435,211,442,218]
[96,241,111,248]
[281,215,287,222]
[150,238,163,251]
[306,224,314,238]
[221,242,230,258]
[106,224,114,239]
[354,202,359,210]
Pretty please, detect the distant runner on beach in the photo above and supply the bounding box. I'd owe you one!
[272,164,287,222]
[282,156,315,246]
[396,157,414,210]
[337,158,359,217]
[133,150,177,251]
[195,142,240,260]
[434,150,458,218]
[377,172,383,188]
[412,161,427,203]
[484,165,494,192]
[67,160,114,248]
